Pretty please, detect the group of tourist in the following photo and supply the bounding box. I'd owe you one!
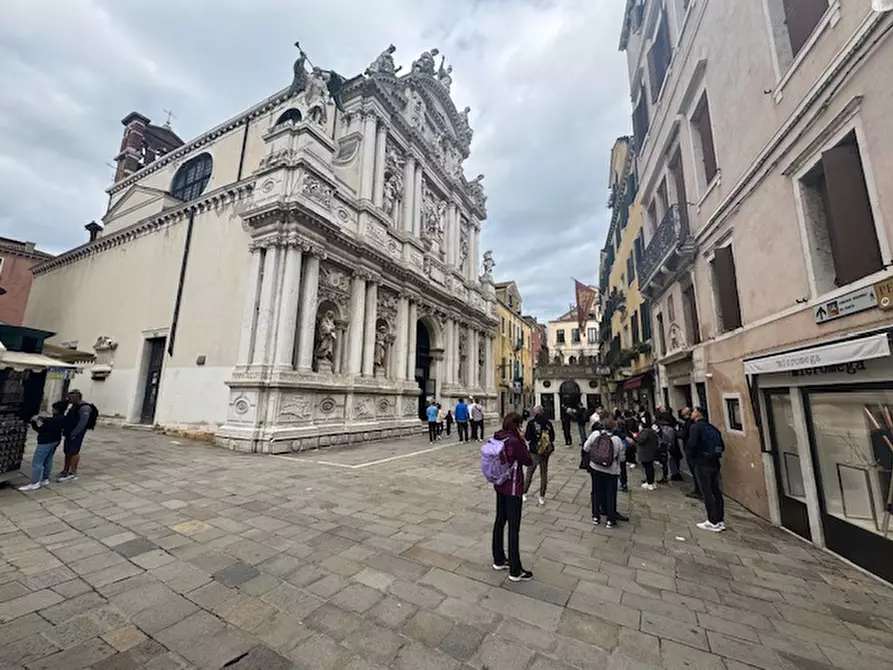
[486,401,726,582]
[18,390,95,491]
[425,396,485,444]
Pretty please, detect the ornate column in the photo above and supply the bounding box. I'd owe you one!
[413,164,423,236]
[346,273,367,375]
[360,112,378,201]
[251,240,282,366]
[362,282,379,376]
[484,334,494,391]
[446,203,458,266]
[333,320,349,374]
[393,295,409,380]
[407,301,418,380]
[402,155,416,233]
[372,122,388,207]
[237,243,264,365]
[470,224,480,281]
[443,320,454,385]
[471,330,480,388]
[295,249,321,371]
[464,324,474,389]
[273,235,304,367]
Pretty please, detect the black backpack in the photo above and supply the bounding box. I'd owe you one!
[84,404,99,430]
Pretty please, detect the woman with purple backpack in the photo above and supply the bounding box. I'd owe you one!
[485,412,534,582]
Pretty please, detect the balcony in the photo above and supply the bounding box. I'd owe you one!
[536,362,599,380]
[638,204,696,299]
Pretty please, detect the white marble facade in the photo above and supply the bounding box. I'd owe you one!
[217,47,497,452]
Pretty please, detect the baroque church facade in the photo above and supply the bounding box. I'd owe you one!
[25,45,497,453]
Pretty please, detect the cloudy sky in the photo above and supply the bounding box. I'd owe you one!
[0,0,630,321]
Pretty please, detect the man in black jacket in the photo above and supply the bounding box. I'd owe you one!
[687,407,725,532]
[679,407,700,498]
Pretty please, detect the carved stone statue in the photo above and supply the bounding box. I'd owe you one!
[459,224,469,268]
[421,184,446,260]
[482,250,495,280]
[457,106,473,145]
[468,174,487,214]
[408,90,425,131]
[305,67,329,125]
[437,57,453,90]
[373,322,394,376]
[289,44,307,96]
[458,332,468,384]
[366,44,401,76]
[314,310,337,370]
[412,48,440,75]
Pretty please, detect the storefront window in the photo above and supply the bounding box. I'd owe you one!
[808,389,893,538]
[770,393,806,501]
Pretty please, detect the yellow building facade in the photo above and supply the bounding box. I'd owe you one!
[493,282,534,415]
[599,138,655,410]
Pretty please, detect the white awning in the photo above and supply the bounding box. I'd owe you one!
[744,333,891,375]
[0,348,77,372]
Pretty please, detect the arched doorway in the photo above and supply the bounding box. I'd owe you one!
[415,321,432,420]
[559,380,582,417]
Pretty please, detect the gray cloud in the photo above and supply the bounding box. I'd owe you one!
[0,0,629,321]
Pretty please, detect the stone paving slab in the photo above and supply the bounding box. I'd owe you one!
[1,427,893,669]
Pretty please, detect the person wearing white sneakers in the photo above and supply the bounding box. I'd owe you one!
[687,407,726,532]
[635,422,660,491]
[522,405,555,506]
[18,401,68,492]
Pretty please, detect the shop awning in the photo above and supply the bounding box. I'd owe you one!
[622,372,652,391]
[0,349,77,372]
[743,332,891,375]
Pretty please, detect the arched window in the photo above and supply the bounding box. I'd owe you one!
[171,153,213,201]
[275,109,302,125]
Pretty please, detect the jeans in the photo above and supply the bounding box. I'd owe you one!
[577,423,588,445]
[492,492,523,575]
[457,421,469,442]
[524,453,549,497]
[694,462,724,524]
[642,461,655,485]
[31,441,59,483]
[428,422,438,442]
[590,470,618,522]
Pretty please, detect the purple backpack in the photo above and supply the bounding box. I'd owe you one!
[481,438,516,485]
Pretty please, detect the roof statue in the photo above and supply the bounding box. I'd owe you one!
[411,48,440,75]
[437,57,453,91]
[288,42,346,112]
[366,44,401,76]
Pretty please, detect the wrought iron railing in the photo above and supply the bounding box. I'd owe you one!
[637,204,688,288]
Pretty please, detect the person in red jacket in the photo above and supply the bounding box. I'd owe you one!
[491,411,534,582]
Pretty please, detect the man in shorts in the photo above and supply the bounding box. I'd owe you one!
[58,390,91,482]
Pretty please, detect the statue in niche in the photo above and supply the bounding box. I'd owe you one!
[314,310,337,371]
[478,340,486,384]
[383,144,404,220]
[412,48,440,75]
[458,332,468,385]
[482,250,495,281]
[422,191,446,260]
[373,321,395,377]
[366,44,401,76]
[437,57,453,90]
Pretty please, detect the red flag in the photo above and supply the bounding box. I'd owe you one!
[574,279,597,336]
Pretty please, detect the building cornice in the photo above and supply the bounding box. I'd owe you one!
[0,242,53,263]
[32,182,254,276]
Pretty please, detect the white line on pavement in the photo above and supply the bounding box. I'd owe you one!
[269,441,459,470]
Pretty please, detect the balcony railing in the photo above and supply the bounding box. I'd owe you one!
[637,204,694,297]
[536,362,599,379]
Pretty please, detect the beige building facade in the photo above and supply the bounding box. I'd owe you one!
[25,46,497,453]
[621,0,893,581]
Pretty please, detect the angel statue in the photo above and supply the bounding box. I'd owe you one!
[288,44,308,96]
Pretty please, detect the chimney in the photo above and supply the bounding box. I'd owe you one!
[85,221,103,242]
[24,241,36,254]
[114,112,151,182]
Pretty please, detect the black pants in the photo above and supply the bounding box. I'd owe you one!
[694,462,724,524]
[445,422,452,436]
[457,421,469,442]
[642,461,655,485]
[561,420,572,445]
[590,470,618,522]
[471,420,483,440]
[686,453,701,493]
[492,492,523,575]
[619,460,628,490]
[428,422,438,442]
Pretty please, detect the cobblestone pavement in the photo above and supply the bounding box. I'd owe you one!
[2,427,893,670]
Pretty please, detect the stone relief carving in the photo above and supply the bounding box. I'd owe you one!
[366,44,401,77]
[334,135,361,165]
[411,48,440,75]
[373,321,395,378]
[355,398,374,419]
[421,180,446,261]
[303,174,333,207]
[377,398,392,415]
[314,309,337,373]
[403,398,417,416]
[467,174,487,215]
[383,140,405,222]
[280,395,313,422]
[319,264,351,314]
[459,223,469,269]
[408,90,426,132]
[318,397,337,415]
[377,289,399,322]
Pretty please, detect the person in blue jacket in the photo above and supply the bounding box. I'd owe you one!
[454,398,470,442]
[426,400,439,443]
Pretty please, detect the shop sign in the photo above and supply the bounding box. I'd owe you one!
[791,360,866,377]
[46,367,74,380]
[744,332,890,375]
[595,366,612,376]
[814,286,878,324]
[875,277,893,311]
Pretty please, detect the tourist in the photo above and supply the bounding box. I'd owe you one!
[490,411,533,581]
[58,390,94,483]
[687,407,726,532]
[576,405,590,445]
[656,412,678,483]
[470,398,485,441]
[445,408,454,436]
[455,397,470,442]
[436,403,447,439]
[523,405,555,505]
[18,401,68,492]
[589,404,602,431]
[561,406,573,446]
[583,417,625,528]
[679,407,701,498]
[636,421,660,490]
[426,400,439,443]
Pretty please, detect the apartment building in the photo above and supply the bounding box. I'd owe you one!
[620,0,893,582]
[494,282,534,414]
[600,138,655,412]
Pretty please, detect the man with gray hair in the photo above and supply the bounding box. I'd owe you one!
[523,405,555,506]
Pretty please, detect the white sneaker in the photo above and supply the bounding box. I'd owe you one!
[641,482,650,489]
[522,494,528,503]
[629,464,636,469]
[646,484,656,491]
[538,496,545,506]
[18,482,42,491]
[40,479,50,487]
[697,521,724,532]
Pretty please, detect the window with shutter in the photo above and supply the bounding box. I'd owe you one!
[641,301,652,342]
[631,312,640,345]
[648,11,672,102]
[627,256,635,284]
[692,95,718,184]
[783,0,829,57]
[656,313,666,357]
[712,246,743,332]
[632,87,650,149]
[682,284,701,344]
